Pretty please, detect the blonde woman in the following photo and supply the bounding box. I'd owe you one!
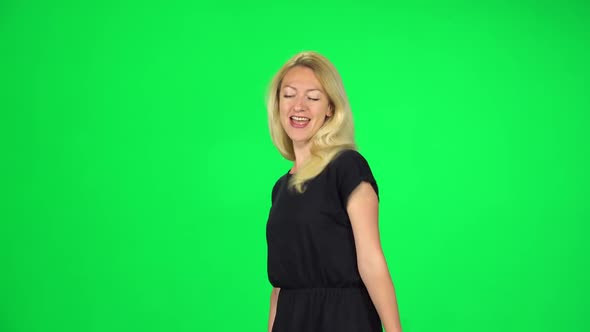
[265,51,403,332]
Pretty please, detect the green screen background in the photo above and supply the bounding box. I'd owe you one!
[1,1,588,331]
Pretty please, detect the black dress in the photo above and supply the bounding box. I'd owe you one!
[266,149,382,332]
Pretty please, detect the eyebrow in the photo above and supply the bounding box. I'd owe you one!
[283,85,324,93]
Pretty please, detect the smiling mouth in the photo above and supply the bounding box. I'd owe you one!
[289,116,310,128]
[290,116,310,122]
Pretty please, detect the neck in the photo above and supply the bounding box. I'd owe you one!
[291,140,312,174]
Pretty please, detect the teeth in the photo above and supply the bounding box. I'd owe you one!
[291,116,310,121]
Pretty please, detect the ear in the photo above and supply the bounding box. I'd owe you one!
[327,103,334,117]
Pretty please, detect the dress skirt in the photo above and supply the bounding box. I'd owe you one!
[272,286,382,332]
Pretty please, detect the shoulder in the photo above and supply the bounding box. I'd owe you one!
[335,149,365,160]
[332,149,370,166]
[271,172,288,204]
[329,149,378,202]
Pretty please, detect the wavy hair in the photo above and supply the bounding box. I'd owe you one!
[266,51,356,193]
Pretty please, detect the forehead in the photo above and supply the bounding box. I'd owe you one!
[281,66,323,90]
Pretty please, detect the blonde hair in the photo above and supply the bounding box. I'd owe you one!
[266,51,356,193]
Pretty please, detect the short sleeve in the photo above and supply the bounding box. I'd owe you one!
[271,179,280,204]
[333,149,379,205]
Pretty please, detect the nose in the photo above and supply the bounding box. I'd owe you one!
[293,96,307,112]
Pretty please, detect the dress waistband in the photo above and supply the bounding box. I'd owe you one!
[280,285,367,293]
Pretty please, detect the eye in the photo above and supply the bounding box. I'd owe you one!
[283,95,295,98]
[307,97,320,101]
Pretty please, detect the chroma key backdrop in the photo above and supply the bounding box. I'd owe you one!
[1,1,588,332]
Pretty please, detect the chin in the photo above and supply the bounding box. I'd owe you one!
[291,136,312,145]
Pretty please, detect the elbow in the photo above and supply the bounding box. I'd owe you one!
[358,264,376,281]
[357,253,388,281]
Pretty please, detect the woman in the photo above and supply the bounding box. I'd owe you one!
[266,51,403,332]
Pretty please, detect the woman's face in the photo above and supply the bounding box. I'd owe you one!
[279,66,333,147]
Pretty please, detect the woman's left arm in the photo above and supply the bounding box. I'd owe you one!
[347,182,403,332]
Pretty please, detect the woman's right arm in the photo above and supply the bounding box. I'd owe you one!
[268,287,280,332]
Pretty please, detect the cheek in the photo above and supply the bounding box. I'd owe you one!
[279,100,290,114]
[311,103,331,118]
